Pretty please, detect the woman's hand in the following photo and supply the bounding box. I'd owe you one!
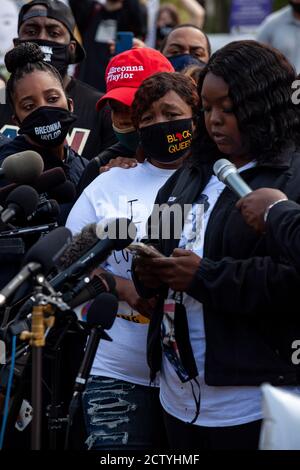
[236,188,288,232]
[117,277,158,319]
[135,248,201,291]
[100,157,138,174]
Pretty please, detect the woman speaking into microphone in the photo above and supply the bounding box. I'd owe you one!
[133,40,300,450]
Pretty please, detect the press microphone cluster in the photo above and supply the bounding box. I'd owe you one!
[2,218,134,323]
[0,167,76,205]
[213,158,252,198]
[0,226,71,306]
[51,218,137,291]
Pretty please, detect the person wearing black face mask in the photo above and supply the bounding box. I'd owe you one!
[0,42,88,189]
[161,24,211,73]
[257,1,300,73]
[76,47,175,195]
[0,0,116,160]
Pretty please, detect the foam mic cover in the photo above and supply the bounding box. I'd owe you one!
[1,150,44,184]
[0,167,67,203]
[57,223,98,269]
[23,226,72,275]
[47,180,76,203]
[33,167,66,193]
[3,185,39,221]
[86,292,118,330]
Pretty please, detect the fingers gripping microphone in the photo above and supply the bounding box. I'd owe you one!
[213,159,252,198]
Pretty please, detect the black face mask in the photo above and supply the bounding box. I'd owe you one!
[18,106,77,148]
[17,39,71,77]
[289,1,300,13]
[156,24,174,41]
[139,118,193,163]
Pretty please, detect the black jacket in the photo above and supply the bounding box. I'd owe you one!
[134,149,300,386]
[266,199,300,272]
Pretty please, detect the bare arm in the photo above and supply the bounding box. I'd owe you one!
[180,0,205,28]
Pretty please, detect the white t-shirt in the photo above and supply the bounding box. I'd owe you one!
[160,162,269,427]
[66,161,175,386]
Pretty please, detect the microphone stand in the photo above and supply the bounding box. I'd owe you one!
[64,325,112,450]
[19,275,70,450]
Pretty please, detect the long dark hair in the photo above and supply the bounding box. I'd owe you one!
[193,40,300,166]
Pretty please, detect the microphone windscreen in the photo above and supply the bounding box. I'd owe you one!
[5,185,39,218]
[0,183,17,203]
[47,180,76,203]
[0,167,67,204]
[1,151,44,184]
[56,223,98,269]
[86,292,118,329]
[33,167,66,194]
[23,226,72,274]
[97,218,137,251]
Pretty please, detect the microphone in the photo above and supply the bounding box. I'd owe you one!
[73,293,118,393]
[0,151,44,184]
[52,218,137,290]
[0,167,67,204]
[28,198,60,222]
[0,226,71,306]
[213,159,252,198]
[68,271,116,309]
[47,180,76,204]
[1,185,39,223]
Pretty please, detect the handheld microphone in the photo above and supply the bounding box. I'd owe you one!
[1,185,39,223]
[0,150,44,184]
[52,218,137,290]
[0,226,71,306]
[213,159,252,198]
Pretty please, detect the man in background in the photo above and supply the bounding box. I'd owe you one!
[69,0,147,92]
[257,1,300,72]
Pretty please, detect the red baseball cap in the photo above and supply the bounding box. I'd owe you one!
[96,48,174,110]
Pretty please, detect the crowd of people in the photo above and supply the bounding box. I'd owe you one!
[0,0,300,452]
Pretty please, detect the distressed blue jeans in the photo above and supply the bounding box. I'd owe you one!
[82,375,168,451]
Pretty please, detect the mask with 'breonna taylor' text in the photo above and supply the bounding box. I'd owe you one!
[18,106,77,148]
[139,118,193,163]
